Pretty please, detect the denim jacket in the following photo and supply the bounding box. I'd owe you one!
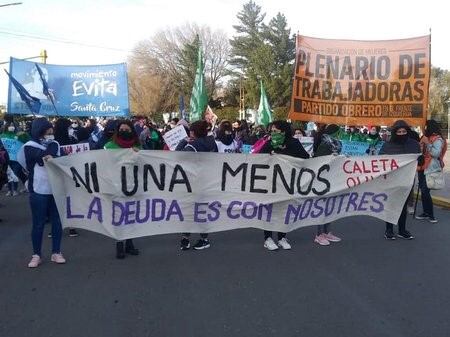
[424,136,445,174]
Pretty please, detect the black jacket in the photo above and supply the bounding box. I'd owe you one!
[261,138,310,159]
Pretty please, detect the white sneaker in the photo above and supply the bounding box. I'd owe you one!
[28,255,41,268]
[278,238,292,250]
[5,191,12,196]
[51,253,66,264]
[12,191,19,196]
[407,206,414,215]
[264,237,279,251]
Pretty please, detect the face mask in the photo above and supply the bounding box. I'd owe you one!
[118,130,133,140]
[71,123,78,129]
[7,126,15,132]
[396,134,408,144]
[293,134,302,139]
[44,135,55,141]
[271,132,285,149]
[370,130,377,136]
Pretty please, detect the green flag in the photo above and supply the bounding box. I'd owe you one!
[189,46,208,122]
[257,80,272,127]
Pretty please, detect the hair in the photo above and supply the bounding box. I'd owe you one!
[271,120,293,139]
[189,120,208,139]
[54,118,72,145]
[294,128,305,136]
[217,120,233,138]
[113,119,139,143]
[425,119,441,137]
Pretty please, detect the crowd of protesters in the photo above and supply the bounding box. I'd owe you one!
[0,113,447,268]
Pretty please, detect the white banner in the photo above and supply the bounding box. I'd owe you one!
[45,150,418,240]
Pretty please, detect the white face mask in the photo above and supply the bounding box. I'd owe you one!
[7,126,15,132]
[44,135,55,141]
[293,134,302,139]
[370,130,377,135]
[71,123,78,128]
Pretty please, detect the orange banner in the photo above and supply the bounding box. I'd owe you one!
[288,35,430,127]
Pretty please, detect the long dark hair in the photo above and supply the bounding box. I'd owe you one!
[424,120,441,138]
[112,119,139,145]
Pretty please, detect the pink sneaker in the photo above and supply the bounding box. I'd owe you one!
[323,232,341,242]
[314,234,330,246]
[51,253,66,264]
[28,255,41,268]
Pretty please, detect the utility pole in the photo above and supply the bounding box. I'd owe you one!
[40,49,47,64]
[239,76,245,120]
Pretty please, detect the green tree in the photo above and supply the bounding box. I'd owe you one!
[229,1,265,71]
[429,66,450,128]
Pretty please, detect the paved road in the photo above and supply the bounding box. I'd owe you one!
[1,193,449,337]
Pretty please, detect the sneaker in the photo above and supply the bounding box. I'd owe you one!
[264,237,279,251]
[28,255,41,268]
[314,234,330,246]
[415,213,430,220]
[323,232,341,242]
[5,191,12,196]
[193,239,210,250]
[407,206,415,215]
[277,238,292,250]
[429,217,438,223]
[384,231,396,240]
[180,237,190,250]
[397,231,414,240]
[47,232,52,238]
[12,191,19,196]
[69,228,79,237]
[51,253,66,264]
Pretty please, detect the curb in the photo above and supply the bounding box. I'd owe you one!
[418,193,450,209]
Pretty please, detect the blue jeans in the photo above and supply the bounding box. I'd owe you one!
[29,193,62,255]
[418,171,434,217]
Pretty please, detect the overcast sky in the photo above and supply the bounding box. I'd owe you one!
[0,0,449,105]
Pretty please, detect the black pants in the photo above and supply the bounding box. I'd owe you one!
[182,233,208,239]
[386,200,408,233]
[317,223,330,235]
[264,231,286,240]
[418,171,434,217]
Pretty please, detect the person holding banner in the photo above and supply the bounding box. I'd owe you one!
[379,120,421,240]
[104,120,141,259]
[416,120,447,223]
[260,120,310,250]
[313,124,343,246]
[215,120,239,153]
[179,120,218,250]
[22,117,66,268]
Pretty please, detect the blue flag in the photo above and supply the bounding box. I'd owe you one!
[4,69,41,114]
[35,63,50,96]
[35,63,58,115]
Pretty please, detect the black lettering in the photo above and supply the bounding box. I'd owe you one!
[169,164,192,192]
[121,166,138,197]
[250,164,269,194]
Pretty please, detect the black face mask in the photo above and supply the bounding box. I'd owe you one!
[118,130,133,140]
[396,134,408,144]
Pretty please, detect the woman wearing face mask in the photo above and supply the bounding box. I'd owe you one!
[415,120,447,223]
[0,123,28,195]
[313,124,343,246]
[259,120,310,250]
[104,120,141,258]
[21,117,66,268]
[379,120,421,240]
[366,126,382,155]
[215,120,239,153]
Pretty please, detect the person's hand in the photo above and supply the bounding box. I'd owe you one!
[43,155,53,161]
[132,147,139,152]
[421,137,429,145]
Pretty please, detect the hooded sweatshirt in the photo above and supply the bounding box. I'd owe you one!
[181,136,218,153]
[22,118,59,194]
[379,120,420,155]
